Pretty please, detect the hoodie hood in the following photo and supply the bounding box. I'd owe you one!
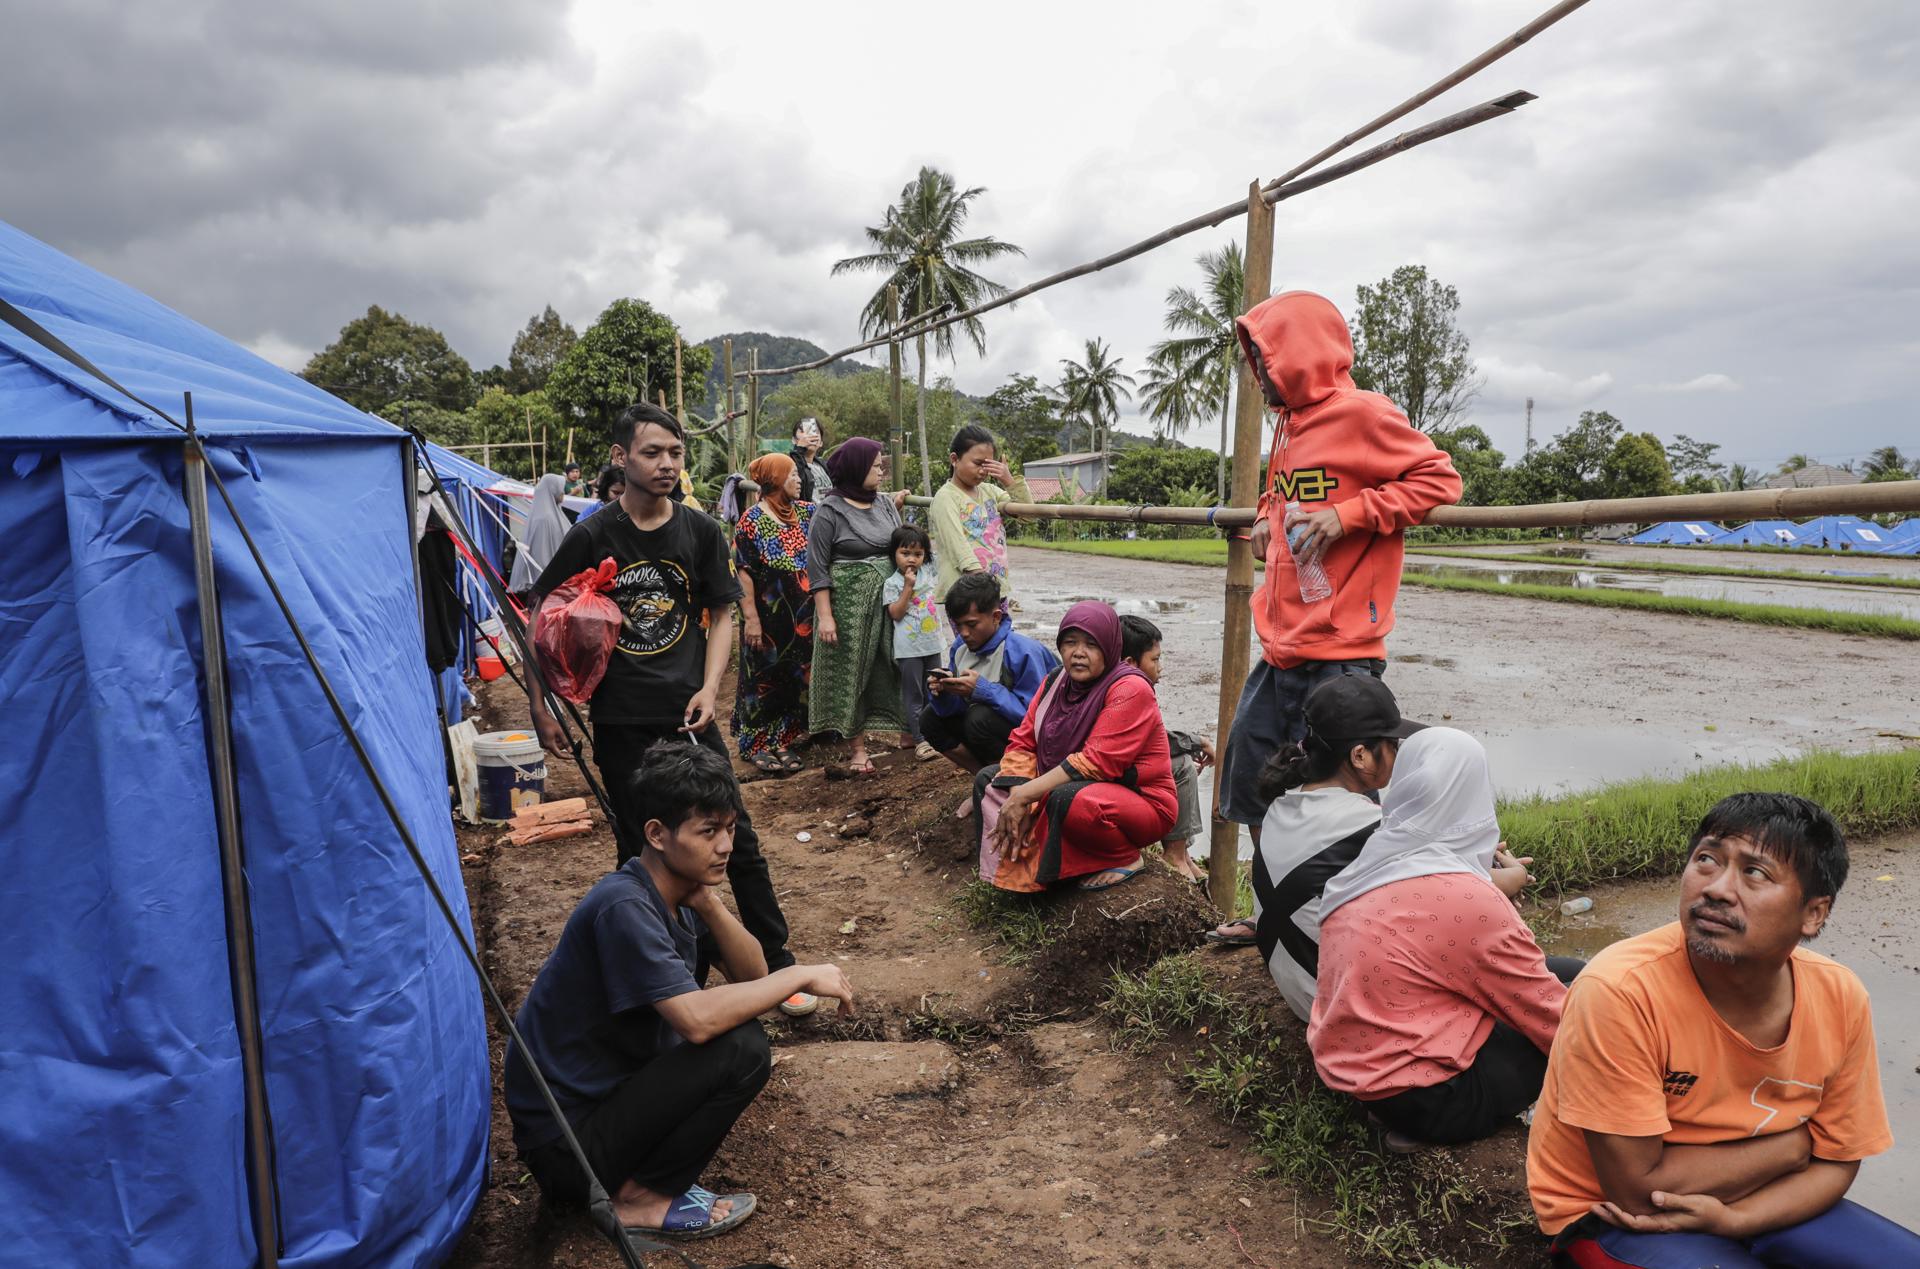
[1234,291,1355,413]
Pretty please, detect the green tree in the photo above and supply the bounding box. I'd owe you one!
[760,370,893,449]
[1431,424,1508,506]
[1512,409,1624,502]
[301,305,477,414]
[1665,433,1725,486]
[1139,243,1244,500]
[1726,462,1753,492]
[978,374,1066,467]
[830,166,1024,493]
[1348,265,1479,432]
[1602,430,1674,500]
[465,388,565,479]
[1862,446,1917,482]
[1107,447,1222,505]
[545,299,712,437]
[505,306,578,394]
[1777,453,1815,475]
[1057,338,1135,483]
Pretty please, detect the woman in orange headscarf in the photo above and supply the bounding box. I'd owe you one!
[731,453,815,772]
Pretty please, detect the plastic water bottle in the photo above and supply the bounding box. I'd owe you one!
[1284,500,1334,603]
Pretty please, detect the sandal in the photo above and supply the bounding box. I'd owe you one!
[847,756,876,776]
[775,749,804,772]
[1203,919,1257,946]
[618,1185,757,1242]
[1077,864,1142,892]
[747,752,786,776]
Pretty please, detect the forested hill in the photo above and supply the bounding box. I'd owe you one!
[697,332,882,405]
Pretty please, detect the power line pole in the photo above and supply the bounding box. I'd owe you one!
[1524,396,1535,455]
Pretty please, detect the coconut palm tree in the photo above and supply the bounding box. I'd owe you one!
[831,167,1024,493]
[1862,446,1916,482]
[1058,338,1135,492]
[1138,244,1244,501]
[1726,462,1752,492]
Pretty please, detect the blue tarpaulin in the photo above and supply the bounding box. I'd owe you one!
[1710,519,1802,547]
[1791,515,1891,551]
[1625,520,1725,545]
[0,221,488,1265]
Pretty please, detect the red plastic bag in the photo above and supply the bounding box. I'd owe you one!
[533,558,623,704]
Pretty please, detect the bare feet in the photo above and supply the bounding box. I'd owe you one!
[954,792,975,819]
[1163,841,1204,882]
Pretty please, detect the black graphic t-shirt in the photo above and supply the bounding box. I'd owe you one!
[534,502,742,723]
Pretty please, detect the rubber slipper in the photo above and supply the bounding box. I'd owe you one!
[747,753,785,775]
[1077,864,1142,892]
[625,1185,757,1241]
[1203,920,1257,946]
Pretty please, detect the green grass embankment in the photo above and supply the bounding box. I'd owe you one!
[1399,571,1920,639]
[1501,747,1920,892]
[1410,547,1920,591]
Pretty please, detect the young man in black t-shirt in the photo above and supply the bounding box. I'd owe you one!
[529,403,804,1006]
[504,743,856,1241]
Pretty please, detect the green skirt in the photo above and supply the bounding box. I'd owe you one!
[809,558,907,738]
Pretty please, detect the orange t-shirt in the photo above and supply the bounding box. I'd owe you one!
[1527,922,1893,1235]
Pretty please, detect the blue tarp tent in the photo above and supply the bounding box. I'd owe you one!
[1626,520,1725,545]
[1791,515,1890,551]
[419,440,514,722]
[1710,520,1802,547]
[0,222,488,1264]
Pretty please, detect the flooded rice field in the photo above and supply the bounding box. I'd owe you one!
[1467,539,1920,580]
[1404,556,1920,620]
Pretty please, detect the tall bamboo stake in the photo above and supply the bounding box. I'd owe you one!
[674,333,685,425]
[524,401,538,479]
[748,349,761,454]
[723,337,737,472]
[886,286,905,486]
[1208,183,1275,913]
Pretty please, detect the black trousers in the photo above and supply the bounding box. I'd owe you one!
[593,721,793,971]
[918,701,1015,766]
[1365,956,1585,1145]
[523,1021,772,1202]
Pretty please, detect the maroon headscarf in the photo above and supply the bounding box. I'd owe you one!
[1034,601,1146,770]
[823,437,884,502]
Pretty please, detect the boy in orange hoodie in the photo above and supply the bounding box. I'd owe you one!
[1212,291,1460,936]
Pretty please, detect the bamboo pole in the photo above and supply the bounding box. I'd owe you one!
[887,286,905,486]
[901,480,1920,529]
[748,349,761,452]
[525,402,538,479]
[723,338,737,472]
[1208,184,1275,913]
[674,334,685,425]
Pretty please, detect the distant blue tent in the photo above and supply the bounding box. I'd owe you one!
[1791,515,1891,551]
[1710,520,1802,548]
[1626,520,1725,545]
[0,222,487,1264]
[1882,519,1920,547]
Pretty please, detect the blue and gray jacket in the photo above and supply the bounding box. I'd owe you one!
[926,620,1058,726]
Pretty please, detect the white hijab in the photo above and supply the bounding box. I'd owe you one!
[1317,727,1500,922]
[510,472,572,591]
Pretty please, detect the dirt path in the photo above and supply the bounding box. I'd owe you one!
[447,678,1352,1269]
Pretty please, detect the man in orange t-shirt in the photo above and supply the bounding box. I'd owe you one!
[1528,793,1916,1266]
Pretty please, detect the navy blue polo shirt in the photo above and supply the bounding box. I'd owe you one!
[504,860,705,1152]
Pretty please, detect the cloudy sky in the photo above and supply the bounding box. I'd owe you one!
[5,0,1915,469]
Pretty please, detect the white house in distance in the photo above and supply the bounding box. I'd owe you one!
[1021,450,1110,501]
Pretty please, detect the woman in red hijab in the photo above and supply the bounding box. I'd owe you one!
[987,602,1177,891]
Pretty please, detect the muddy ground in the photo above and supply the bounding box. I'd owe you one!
[448,549,1918,1267]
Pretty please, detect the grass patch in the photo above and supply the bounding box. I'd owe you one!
[948,880,1065,966]
[1103,955,1533,1265]
[1501,748,1920,893]
[1411,547,1920,591]
[1021,537,1240,567]
[1401,570,1920,639]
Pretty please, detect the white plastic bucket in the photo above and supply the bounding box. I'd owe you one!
[477,614,517,664]
[473,730,546,823]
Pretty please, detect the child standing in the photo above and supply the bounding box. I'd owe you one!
[883,525,947,760]
[1119,616,1214,884]
[930,424,1027,609]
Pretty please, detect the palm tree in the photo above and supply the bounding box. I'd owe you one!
[1862,446,1916,482]
[1138,244,1244,501]
[1058,338,1135,492]
[1726,462,1752,492]
[831,167,1024,493]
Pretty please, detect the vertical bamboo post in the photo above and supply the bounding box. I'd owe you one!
[748,349,761,455]
[886,286,904,487]
[1207,181,1275,913]
[723,338,737,473]
[524,402,538,479]
[674,333,685,425]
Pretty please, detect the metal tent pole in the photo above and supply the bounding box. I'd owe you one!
[182,394,283,1267]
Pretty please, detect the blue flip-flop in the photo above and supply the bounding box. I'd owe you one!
[1077,864,1142,892]
[627,1185,757,1241]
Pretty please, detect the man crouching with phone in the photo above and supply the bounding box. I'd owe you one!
[919,573,1057,779]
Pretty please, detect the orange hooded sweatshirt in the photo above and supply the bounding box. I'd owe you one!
[1235,291,1461,669]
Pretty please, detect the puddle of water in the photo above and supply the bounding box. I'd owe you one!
[1537,847,1919,1217]
[1481,728,1799,798]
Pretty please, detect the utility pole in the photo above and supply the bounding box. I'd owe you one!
[1525,396,1535,455]
[723,338,736,473]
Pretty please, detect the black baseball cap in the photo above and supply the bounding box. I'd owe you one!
[1304,675,1425,743]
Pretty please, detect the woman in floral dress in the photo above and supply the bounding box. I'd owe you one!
[732,453,814,772]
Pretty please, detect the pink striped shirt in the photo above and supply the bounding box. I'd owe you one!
[1307,873,1566,1099]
